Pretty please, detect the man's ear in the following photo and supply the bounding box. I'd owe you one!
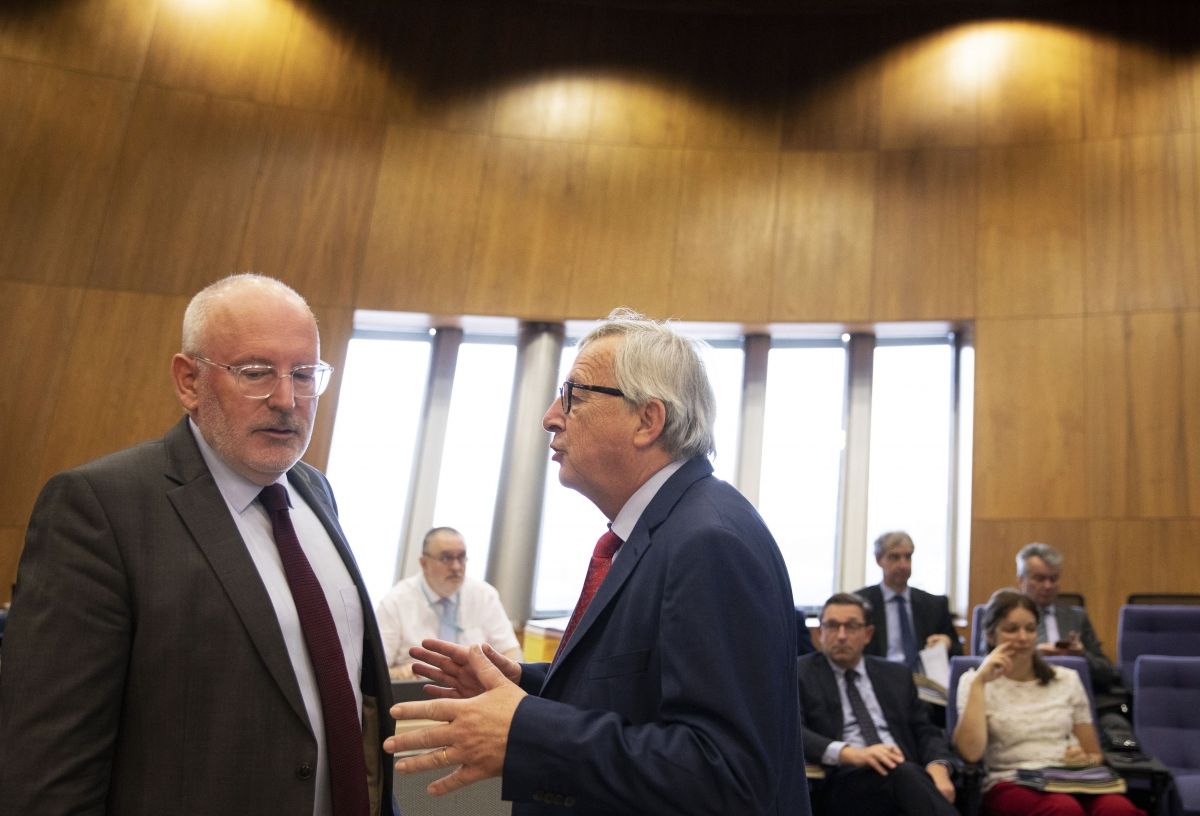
[172,353,200,415]
[632,398,666,449]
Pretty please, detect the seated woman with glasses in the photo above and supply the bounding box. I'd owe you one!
[953,589,1144,816]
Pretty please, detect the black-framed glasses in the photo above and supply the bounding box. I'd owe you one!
[559,380,626,415]
[192,355,333,399]
[820,620,867,634]
[422,551,467,565]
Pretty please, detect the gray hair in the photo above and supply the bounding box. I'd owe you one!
[181,273,312,354]
[578,307,716,460]
[822,592,874,620]
[1015,541,1063,577]
[422,526,463,552]
[873,530,914,560]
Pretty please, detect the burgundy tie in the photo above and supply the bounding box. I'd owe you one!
[555,529,624,659]
[259,484,370,816]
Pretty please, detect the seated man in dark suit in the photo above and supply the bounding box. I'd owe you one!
[855,531,962,672]
[1016,541,1120,693]
[799,592,958,816]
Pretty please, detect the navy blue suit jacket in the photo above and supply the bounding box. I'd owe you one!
[504,457,808,816]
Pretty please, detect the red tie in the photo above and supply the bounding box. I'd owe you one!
[556,530,624,659]
[259,484,370,816]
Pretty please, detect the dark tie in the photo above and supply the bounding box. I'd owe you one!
[892,595,921,672]
[844,668,883,747]
[555,530,624,659]
[259,484,369,816]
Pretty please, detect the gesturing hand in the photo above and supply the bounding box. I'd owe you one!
[979,641,1014,683]
[409,639,523,700]
[385,644,528,795]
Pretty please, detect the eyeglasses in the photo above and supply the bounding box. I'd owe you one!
[192,355,333,399]
[423,551,467,565]
[559,380,626,415]
[820,621,867,634]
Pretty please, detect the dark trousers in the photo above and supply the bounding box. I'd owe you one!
[822,762,959,816]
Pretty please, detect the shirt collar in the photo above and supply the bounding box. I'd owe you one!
[824,654,866,678]
[880,584,910,603]
[417,573,459,605]
[609,459,686,542]
[188,417,284,513]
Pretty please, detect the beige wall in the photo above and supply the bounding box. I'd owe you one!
[2,0,1198,650]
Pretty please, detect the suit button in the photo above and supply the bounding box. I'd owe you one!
[296,763,314,780]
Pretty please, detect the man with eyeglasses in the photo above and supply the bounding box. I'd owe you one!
[375,527,521,680]
[0,274,395,816]
[798,592,958,816]
[386,308,806,816]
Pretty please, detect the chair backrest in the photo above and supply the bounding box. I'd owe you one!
[1117,605,1200,686]
[946,654,1096,741]
[1127,593,1200,606]
[970,604,987,655]
[1132,655,1200,772]
[1057,591,1086,608]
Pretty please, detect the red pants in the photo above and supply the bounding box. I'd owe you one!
[985,781,1146,816]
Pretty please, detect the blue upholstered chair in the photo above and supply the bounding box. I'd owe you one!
[1132,655,1200,816]
[1118,605,1200,688]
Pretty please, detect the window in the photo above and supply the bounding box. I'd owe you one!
[326,334,431,607]
[864,341,954,594]
[701,341,744,485]
[757,342,848,606]
[430,339,517,579]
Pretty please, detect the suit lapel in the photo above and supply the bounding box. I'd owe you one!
[813,657,845,737]
[544,457,712,685]
[163,419,310,727]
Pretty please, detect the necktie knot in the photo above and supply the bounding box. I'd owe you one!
[258,483,290,513]
[846,668,860,683]
[594,530,623,560]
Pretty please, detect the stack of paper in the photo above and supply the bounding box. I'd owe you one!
[1015,766,1127,794]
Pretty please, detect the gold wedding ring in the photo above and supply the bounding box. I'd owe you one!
[441,747,449,766]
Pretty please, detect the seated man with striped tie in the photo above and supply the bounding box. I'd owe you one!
[798,593,959,816]
[375,526,521,680]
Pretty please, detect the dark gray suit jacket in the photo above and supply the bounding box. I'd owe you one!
[1038,602,1119,692]
[855,584,964,661]
[796,653,953,768]
[0,417,395,816]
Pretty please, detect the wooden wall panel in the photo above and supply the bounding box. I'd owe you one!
[1086,312,1197,518]
[274,2,400,120]
[305,305,354,473]
[969,518,1090,605]
[879,26,978,150]
[1083,32,1197,139]
[385,1,496,132]
[587,12,692,148]
[973,318,1087,519]
[465,137,589,318]
[89,85,267,296]
[37,290,187,486]
[1084,519,1200,653]
[1185,311,1200,516]
[782,17,882,151]
[1,527,23,605]
[142,0,295,103]
[237,107,386,308]
[488,4,596,141]
[0,59,135,287]
[1084,134,1200,313]
[977,21,1084,146]
[871,148,977,321]
[0,283,85,527]
[671,16,786,150]
[0,0,156,79]
[566,144,683,320]
[771,150,876,322]
[976,143,1084,318]
[668,148,778,321]
[357,126,488,313]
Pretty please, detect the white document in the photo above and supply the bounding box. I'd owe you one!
[919,641,950,690]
